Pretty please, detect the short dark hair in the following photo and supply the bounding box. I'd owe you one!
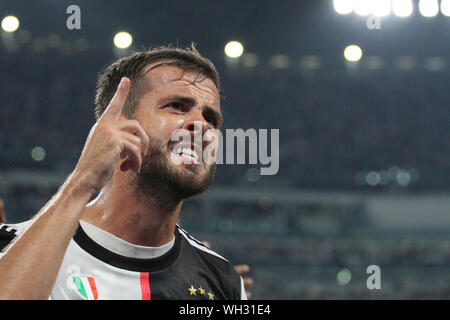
[94,44,220,120]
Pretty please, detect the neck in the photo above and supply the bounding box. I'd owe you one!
[81,170,182,247]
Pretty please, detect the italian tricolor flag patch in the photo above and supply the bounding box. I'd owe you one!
[73,276,98,300]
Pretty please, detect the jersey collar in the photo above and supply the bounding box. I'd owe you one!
[73,223,181,272]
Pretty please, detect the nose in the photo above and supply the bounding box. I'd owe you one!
[183,109,210,135]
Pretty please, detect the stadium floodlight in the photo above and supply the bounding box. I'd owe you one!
[113,31,133,49]
[418,0,439,17]
[354,0,374,16]
[392,0,414,17]
[344,44,363,62]
[224,41,244,58]
[333,0,353,14]
[1,16,20,32]
[373,0,391,16]
[441,0,450,16]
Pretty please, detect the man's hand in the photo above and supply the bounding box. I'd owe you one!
[233,264,254,299]
[202,241,254,299]
[73,77,150,194]
[0,78,151,300]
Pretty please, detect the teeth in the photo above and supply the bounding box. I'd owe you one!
[173,146,199,162]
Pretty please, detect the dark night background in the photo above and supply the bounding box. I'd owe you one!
[0,0,449,299]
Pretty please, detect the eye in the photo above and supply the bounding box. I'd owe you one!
[165,102,187,112]
[204,114,218,127]
[203,109,220,128]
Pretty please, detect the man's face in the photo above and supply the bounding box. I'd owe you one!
[132,63,222,199]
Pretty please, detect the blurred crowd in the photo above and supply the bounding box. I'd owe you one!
[223,66,450,190]
[196,232,450,299]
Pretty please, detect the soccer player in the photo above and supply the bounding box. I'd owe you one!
[0,46,248,300]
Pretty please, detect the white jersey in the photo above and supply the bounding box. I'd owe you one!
[0,220,246,300]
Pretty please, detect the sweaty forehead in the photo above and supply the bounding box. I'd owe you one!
[141,62,220,107]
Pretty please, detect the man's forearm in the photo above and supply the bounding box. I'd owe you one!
[0,77,145,299]
[0,171,94,300]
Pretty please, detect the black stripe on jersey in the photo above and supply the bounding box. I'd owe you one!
[0,223,18,252]
[73,224,181,272]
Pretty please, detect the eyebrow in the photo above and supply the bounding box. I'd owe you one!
[157,95,223,128]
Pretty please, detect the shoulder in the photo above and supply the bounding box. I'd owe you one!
[177,225,230,262]
[176,225,246,299]
[0,220,32,254]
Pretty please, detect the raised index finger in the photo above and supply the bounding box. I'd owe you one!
[100,77,130,120]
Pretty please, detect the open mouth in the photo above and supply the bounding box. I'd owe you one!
[170,143,202,165]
